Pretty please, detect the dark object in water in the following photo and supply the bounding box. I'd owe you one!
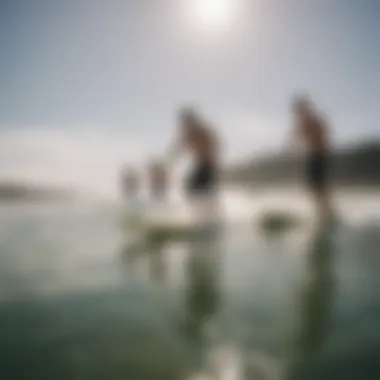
[259,211,302,234]
[144,221,220,245]
[146,225,195,244]
[123,222,219,258]
[122,225,194,258]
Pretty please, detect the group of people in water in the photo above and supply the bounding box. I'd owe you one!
[121,94,332,221]
[122,160,168,200]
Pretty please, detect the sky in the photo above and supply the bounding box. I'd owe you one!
[0,0,379,195]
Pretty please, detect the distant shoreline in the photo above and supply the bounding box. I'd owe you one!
[0,181,75,203]
[224,140,380,188]
[224,181,380,192]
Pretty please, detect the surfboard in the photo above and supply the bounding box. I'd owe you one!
[143,212,204,243]
[122,198,221,245]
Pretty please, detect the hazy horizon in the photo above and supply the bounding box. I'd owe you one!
[1,0,379,196]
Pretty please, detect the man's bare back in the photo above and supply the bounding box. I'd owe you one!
[296,112,328,153]
[169,109,219,195]
[292,96,332,220]
[183,122,218,164]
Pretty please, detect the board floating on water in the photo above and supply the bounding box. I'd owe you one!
[146,213,196,230]
[122,198,222,246]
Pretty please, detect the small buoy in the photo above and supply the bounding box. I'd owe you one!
[258,211,302,234]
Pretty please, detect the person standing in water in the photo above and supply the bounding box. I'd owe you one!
[120,166,139,200]
[168,108,220,198]
[291,95,332,220]
[148,159,168,201]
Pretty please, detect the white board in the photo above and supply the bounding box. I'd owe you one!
[123,198,221,236]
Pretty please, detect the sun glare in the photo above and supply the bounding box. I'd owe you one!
[191,0,235,31]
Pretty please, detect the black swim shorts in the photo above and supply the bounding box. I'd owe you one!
[305,152,330,192]
[187,161,217,195]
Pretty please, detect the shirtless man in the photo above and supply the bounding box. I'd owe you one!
[291,95,332,220]
[168,108,220,197]
[148,159,168,200]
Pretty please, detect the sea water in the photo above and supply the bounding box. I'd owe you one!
[0,189,379,380]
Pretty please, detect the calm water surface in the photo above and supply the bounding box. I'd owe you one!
[0,190,379,380]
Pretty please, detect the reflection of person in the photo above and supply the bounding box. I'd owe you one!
[183,234,221,341]
[291,96,332,221]
[287,223,336,379]
[148,250,167,283]
[296,226,335,356]
[148,159,168,201]
[120,240,167,284]
[167,108,220,198]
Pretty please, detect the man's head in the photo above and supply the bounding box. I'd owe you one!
[292,94,313,117]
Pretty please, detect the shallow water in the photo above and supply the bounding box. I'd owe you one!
[0,191,379,380]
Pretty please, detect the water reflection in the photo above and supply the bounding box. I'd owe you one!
[286,221,336,379]
[182,231,222,341]
[120,237,167,284]
[181,227,231,380]
[119,210,339,379]
[149,249,167,283]
[120,216,226,378]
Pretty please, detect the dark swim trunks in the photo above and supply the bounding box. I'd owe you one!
[187,161,217,195]
[305,152,330,191]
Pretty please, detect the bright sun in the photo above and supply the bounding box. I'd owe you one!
[191,0,235,31]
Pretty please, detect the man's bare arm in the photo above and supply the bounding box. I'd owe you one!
[286,122,303,154]
[319,117,330,152]
[209,127,220,161]
[166,136,185,165]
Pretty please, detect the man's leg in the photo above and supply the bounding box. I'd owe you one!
[308,153,332,222]
[314,188,330,222]
[317,153,333,221]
